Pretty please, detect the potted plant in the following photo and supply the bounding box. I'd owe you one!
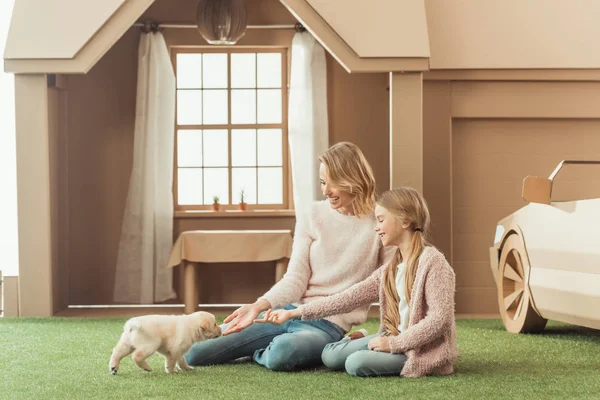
[212,195,220,211]
[239,189,247,211]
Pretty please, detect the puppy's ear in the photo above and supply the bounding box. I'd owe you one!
[200,318,211,332]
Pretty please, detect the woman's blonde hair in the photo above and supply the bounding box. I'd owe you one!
[318,142,376,217]
[379,187,431,336]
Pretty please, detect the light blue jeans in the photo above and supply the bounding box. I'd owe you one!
[321,333,407,377]
[185,305,345,371]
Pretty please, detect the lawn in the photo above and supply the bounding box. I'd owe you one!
[0,317,599,400]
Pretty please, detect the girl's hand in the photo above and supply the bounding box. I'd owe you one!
[368,336,391,352]
[347,331,365,340]
[254,308,300,325]
[347,329,367,340]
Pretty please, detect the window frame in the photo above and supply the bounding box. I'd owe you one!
[171,46,291,211]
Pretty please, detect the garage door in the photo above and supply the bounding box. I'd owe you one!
[452,119,600,315]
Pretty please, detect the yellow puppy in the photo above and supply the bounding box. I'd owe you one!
[109,311,221,375]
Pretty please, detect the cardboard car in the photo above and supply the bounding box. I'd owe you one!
[489,160,600,333]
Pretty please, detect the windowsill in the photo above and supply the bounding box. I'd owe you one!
[174,209,296,218]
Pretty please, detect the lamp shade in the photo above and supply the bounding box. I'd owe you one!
[196,0,248,45]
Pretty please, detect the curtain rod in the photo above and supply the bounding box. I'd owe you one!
[133,22,302,30]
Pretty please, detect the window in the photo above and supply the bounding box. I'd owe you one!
[173,48,289,211]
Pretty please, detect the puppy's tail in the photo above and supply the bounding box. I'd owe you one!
[124,319,142,333]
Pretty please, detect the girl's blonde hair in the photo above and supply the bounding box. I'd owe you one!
[318,142,377,217]
[379,187,431,336]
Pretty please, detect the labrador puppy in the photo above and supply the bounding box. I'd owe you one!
[109,311,221,375]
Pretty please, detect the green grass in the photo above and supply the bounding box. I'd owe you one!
[0,318,599,400]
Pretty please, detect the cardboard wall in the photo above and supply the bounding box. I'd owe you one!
[423,80,600,315]
[1,276,19,317]
[66,29,139,305]
[62,0,390,305]
[48,86,69,314]
[425,0,600,69]
[55,0,600,313]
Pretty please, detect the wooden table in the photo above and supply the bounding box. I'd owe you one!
[167,230,293,314]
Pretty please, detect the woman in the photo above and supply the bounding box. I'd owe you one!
[185,142,394,371]
[259,187,458,377]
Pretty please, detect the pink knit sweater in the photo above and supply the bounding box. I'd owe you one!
[259,201,394,331]
[299,246,458,378]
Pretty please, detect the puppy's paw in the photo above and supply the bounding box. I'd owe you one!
[110,366,118,376]
[180,365,193,371]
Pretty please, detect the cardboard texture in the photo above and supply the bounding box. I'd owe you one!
[14,75,54,317]
[522,176,552,204]
[306,0,430,58]
[490,161,600,333]
[1,275,20,317]
[390,72,423,192]
[4,0,125,60]
[6,0,600,315]
[168,230,293,314]
[452,119,600,315]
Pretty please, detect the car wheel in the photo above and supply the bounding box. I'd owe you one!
[497,234,547,333]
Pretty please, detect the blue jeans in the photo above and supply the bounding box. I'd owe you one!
[185,305,345,371]
[321,334,407,377]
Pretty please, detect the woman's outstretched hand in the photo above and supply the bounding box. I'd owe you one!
[222,303,263,335]
[368,336,391,353]
[254,308,301,325]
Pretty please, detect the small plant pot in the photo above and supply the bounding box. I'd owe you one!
[212,203,220,211]
[239,202,248,211]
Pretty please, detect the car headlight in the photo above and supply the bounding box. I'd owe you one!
[494,225,505,244]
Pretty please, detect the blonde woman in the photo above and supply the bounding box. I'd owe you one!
[259,187,458,377]
[185,142,394,371]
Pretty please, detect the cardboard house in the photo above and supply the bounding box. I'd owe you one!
[4,0,600,317]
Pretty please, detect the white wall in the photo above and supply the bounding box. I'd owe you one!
[0,0,18,276]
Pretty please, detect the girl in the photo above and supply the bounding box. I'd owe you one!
[185,142,394,371]
[257,187,458,377]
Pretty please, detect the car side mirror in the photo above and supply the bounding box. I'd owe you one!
[522,176,551,204]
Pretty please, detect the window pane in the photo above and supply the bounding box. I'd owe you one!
[232,129,256,167]
[178,168,203,205]
[231,89,256,124]
[177,130,203,167]
[203,53,228,89]
[257,53,282,88]
[204,168,229,205]
[257,129,282,166]
[203,90,228,125]
[231,53,256,89]
[203,129,228,167]
[258,167,282,204]
[176,53,202,89]
[177,90,202,125]
[257,89,282,124]
[232,168,257,204]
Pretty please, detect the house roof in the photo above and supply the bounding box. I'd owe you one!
[5,0,600,75]
[4,0,126,60]
[3,0,154,74]
[3,0,430,74]
[306,0,430,59]
[280,0,429,73]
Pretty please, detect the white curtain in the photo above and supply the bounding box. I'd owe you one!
[113,31,176,304]
[288,32,329,218]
